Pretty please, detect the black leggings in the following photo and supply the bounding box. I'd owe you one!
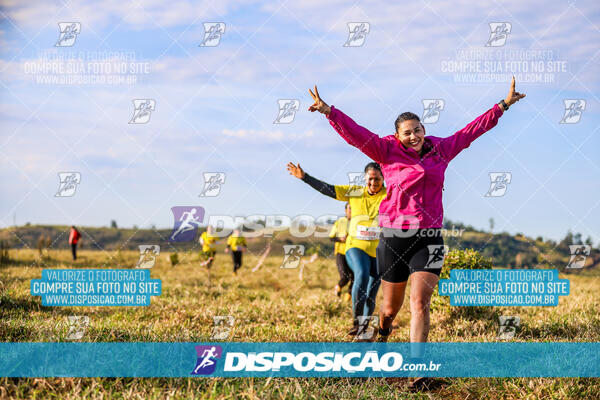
[336,253,353,293]
[376,228,445,283]
[231,251,243,272]
[71,243,77,260]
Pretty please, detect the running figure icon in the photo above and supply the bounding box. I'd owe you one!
[171,208,202,240]
[191,345,222,375]
[193,347,217,373]
[169,206,206,242]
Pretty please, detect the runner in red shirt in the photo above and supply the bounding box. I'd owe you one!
[68,226,81,260]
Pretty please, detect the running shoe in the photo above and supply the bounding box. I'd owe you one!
[376,328,392,342]
[334,285,342,297]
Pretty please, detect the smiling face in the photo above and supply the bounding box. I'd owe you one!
[364,168,383,195]
[395,119,425,153]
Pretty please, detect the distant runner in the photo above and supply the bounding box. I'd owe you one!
[225,228,247,274]
[199,226,219,268]
[68,226,81,261]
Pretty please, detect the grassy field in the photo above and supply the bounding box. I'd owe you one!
[1,249,599,399]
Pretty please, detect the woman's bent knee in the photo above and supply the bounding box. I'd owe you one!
[410,298,430,314]
[381,306,399,320]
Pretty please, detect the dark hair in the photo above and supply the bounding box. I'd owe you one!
[364,162,382,174]
[394,112,420,132]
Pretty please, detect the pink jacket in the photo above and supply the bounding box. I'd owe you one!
[326,104,503,229]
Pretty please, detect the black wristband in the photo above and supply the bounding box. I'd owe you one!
[500,99,509,111]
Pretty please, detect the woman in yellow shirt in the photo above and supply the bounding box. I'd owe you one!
[329,203,353,302]
[225,228,247,274]
[287,161,385,337]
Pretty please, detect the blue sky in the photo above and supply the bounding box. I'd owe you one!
[0,0,599,244]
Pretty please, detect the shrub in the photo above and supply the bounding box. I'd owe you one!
[170,253,179,267]
[440,248,493,278]
[306,244,322,256]
[432,248,494,317]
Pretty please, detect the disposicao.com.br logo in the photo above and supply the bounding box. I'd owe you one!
[191,346,441,375]
[192,345,223,375]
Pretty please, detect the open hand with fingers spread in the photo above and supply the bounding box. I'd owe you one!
[308,85,331,115]
[286,162,305,179]
[504,76,526,108]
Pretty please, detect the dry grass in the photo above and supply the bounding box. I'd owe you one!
[1,249,599,399]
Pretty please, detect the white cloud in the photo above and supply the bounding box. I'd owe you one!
[222,128,313,141]
[0,0,258,30]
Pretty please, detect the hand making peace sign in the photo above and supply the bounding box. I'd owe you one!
[308,85,331,115]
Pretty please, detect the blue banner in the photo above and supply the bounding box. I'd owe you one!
[30,269,161,306]
[1,342,597,377]
[438,269,569,306]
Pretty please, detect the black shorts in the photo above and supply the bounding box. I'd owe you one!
[376,227,445,283]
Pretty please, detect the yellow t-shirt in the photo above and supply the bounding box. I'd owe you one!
[227,235,247,252]
[200,231,218,253]
[329,217,349,255]
[333,185,386,258]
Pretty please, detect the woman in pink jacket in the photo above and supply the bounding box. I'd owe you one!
[307,79,525,344]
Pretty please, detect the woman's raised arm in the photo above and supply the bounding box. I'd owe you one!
[286,162,337,199]
[308,85,389,163]
[439,76,526,162]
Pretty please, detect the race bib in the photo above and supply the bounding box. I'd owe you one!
[354,225,381,241]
